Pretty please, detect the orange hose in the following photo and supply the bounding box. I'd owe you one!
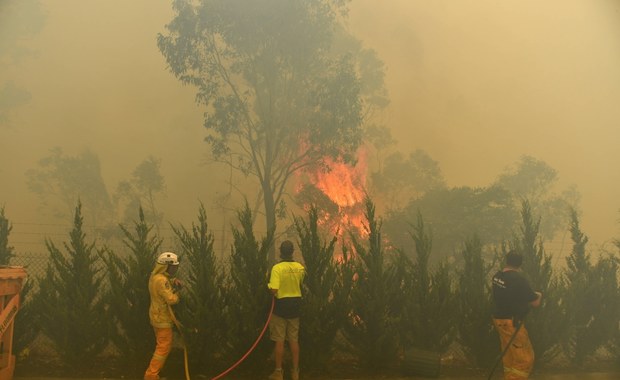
[211,297,276,380]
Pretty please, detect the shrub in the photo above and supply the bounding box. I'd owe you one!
[296,206,350,372]
[101,206,161,375]
[0,206,15,264]
[562,209,620,365]
[36,201,108,371]
[342,198,401,372]
[400,211,456,353]
[172,203,227,375]
[514,199,564,363]
[221,203,273,373]
[456,235,498,368]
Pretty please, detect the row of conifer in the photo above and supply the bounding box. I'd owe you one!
[1,199,619,377]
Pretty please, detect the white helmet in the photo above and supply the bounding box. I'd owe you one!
[157,252,179,266]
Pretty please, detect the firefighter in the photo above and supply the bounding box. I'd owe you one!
[267,240,306,380]
[491,250,542,379]
[144,252,183,380]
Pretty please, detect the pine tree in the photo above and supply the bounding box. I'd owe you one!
[0,207,15,264]
[295,206,351,373]
[342,198,401,372]
[101,206,161,375]
[402,211,456,353]
[456,235,498,368]
[221,203,273,372]
[36,201,107,371]
[563,208,620,365]
[609,231,620,360]
[513,199,563,363]
[172,203,227,375]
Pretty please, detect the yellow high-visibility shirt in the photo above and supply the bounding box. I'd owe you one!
[268,261,305,299]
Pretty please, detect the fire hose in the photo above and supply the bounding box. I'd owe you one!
[168,304,191,380]
[169,296,276,380]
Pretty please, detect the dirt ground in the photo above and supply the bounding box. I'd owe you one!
[13,355,620,380]
[12,375,620,380]
[13,370,620,380]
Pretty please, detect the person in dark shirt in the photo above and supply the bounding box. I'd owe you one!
[491,250,542,379]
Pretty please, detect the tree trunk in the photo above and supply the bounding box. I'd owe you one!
[262,181,277,263]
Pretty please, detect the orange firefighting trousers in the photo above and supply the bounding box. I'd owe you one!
[144,327,173,380]
[493,318,534,379]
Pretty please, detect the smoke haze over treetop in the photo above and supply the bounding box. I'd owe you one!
[0,0,619,251]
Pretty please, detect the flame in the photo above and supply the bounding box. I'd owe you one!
[298,148,368,237]
[313,159,366,208]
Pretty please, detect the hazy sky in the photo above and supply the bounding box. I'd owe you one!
[1,0,619,253]
[349,0,620,248]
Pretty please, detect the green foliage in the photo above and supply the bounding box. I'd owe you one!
[384,186,517,261]
[295,206,351,372]
[158,0,378,254]
[342,198,401,372]
[114,156,166,229]
[221,203,273,372]
[172,203,227,375]
[0,206,15,264]
[456,236,498,368]
[370,149,446,210]
[513,199,564,363]
[25,148,113,229]
[101,206,161,375]
[35,201,107,370]
[495,155,579,239]
[8,193,618,375]
[562,209,620,365]
[400,212,456,352]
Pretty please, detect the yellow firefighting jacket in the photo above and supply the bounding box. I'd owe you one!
[148,263,179,328]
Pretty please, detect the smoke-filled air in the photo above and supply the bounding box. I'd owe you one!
[2,0,619,252]
[1,0,620,379]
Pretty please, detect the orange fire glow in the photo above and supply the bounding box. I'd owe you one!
[300,148,368,237]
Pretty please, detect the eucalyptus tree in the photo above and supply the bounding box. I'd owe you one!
[158,0,384,257]
[370,149,446,210]
[26,147,114,231]
[384,185,517,261]
[495,155,580,239]
[0,0,46,126]
[114,156,166,229]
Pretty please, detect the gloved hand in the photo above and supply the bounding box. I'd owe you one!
[171,278,184,291]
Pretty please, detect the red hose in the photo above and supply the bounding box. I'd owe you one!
[211,297,276,380]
